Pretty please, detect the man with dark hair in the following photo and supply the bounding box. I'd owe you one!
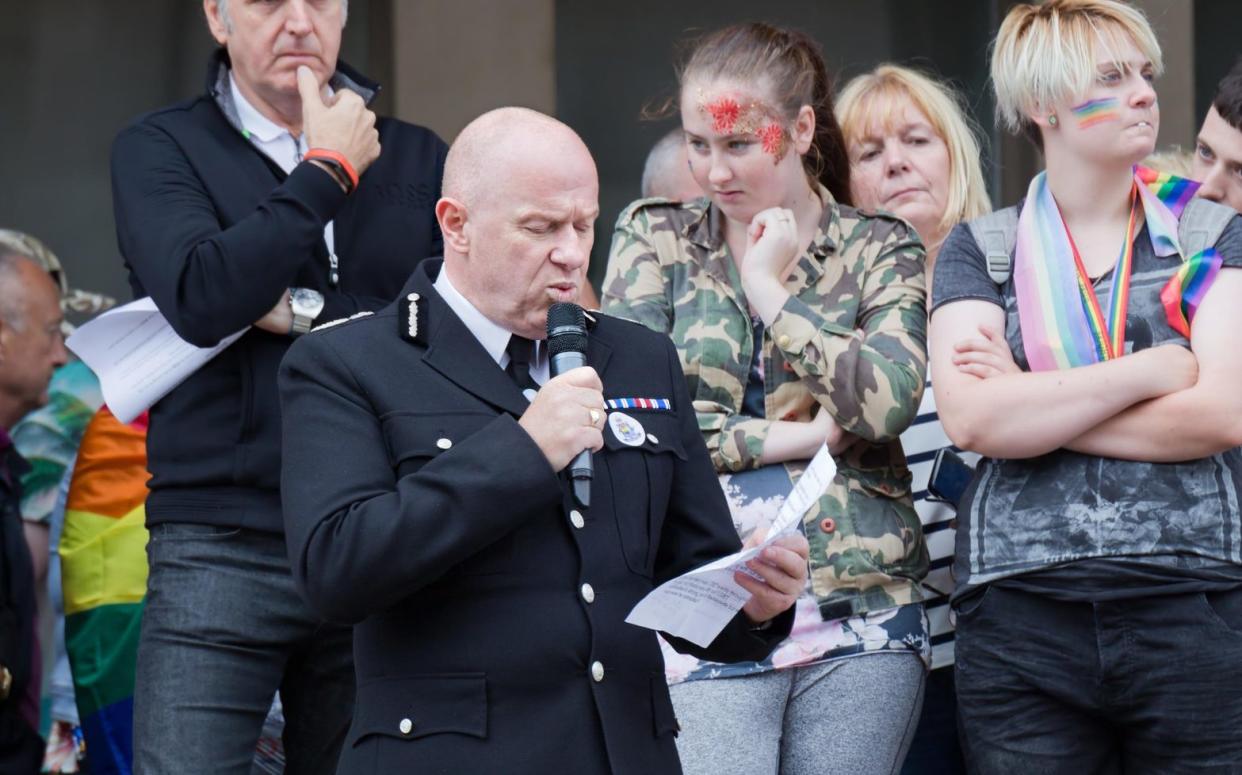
[0,252,69,774]
[1194,58,1242,213]
[110,0,446,770]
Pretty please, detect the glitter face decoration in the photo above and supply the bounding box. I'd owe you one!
[698,90,790,162]
[1070,97,1121,129]
[707,97,742,133]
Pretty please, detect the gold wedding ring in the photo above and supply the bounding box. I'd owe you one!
[589,409,602,427]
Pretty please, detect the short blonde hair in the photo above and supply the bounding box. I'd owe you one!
[1143,146,1194,177]
[837,64,991,232]
[992,0,1162,135]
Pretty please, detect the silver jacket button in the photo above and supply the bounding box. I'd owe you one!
[399,718,413,735]
[591,661,605,682]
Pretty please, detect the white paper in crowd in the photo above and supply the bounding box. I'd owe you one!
[626,443,837,647]
[66,297,246,424]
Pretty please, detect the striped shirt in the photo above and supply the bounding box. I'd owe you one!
[901,372,969,670]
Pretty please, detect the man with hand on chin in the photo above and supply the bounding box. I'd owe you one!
[110,0,445,770]
[279,107,807,774]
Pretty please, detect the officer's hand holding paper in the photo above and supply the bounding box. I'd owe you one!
[627,444,832,647]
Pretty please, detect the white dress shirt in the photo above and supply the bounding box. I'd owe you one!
[433,267,549,387]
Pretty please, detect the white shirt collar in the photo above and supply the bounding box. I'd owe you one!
[229,73,289,144]
[434,267,519,367]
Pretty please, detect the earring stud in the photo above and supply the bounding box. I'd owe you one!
[1048,114,1059,127]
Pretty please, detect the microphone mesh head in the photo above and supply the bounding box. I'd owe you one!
[546,303,587,356]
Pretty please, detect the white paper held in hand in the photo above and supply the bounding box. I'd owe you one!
[625,443,837,647]
[66,297,246,424]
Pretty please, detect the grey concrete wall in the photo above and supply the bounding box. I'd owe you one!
[391,0,556,143]
[1135,0,1196,151]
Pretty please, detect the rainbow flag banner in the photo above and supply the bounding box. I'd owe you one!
[60,407,150,775]
[1137,165,1200,218]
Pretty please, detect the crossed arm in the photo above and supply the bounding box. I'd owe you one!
[929,268,1242,462]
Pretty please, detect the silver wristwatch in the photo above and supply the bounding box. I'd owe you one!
[289,287,325,335]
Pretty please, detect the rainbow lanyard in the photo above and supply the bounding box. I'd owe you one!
[1061,186,1138,361]
[1014,166,1222,371]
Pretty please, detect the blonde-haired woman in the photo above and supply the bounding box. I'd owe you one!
[838,64,990,267]
[931,1,1242,771]
[838,63,991,775]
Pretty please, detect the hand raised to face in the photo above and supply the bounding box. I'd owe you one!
[297,66,381,177]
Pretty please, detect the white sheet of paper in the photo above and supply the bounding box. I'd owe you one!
[66,297,246,424]
[626,443,838,647]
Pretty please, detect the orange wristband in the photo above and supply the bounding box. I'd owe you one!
[304,148,360,192]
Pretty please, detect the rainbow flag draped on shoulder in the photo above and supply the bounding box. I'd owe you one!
[1013,165,1221,371]
[60,407,150,775]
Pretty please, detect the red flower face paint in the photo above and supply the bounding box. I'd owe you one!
[696,89,791,162]
[758,122,787,158]
[706,97,741,133]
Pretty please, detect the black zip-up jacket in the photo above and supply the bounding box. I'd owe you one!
[0,443,35,746]
[111,51,447,532]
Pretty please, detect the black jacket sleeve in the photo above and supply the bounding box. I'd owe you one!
[111,121,348,346]
[313,132,449,325]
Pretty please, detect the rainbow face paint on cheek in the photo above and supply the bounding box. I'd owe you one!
[1070,97,1121,128]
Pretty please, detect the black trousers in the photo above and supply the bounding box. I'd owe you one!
[0,705,42,775]
[954,585,1242,774]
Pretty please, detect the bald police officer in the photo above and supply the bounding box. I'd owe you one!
[278,107,809,774]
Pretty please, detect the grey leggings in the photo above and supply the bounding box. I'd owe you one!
[669,651,926,775]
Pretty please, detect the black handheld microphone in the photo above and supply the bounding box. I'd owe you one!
[546,302,592,509]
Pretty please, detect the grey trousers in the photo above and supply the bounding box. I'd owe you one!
[670,651,926,775]
[132,523,354,775]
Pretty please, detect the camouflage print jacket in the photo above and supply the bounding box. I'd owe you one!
[602,189,930,620]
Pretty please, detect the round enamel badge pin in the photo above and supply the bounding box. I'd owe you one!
[608,411,646,447]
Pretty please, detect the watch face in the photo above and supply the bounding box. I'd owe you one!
[291,287,325,316]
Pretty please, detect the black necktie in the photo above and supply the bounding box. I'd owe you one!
[505,336,539,393]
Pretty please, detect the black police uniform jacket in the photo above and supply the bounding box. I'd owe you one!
[279,259,793,774]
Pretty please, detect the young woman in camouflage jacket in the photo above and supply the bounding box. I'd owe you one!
[603,22,930,775]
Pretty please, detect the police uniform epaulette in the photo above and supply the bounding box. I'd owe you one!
[585,307,647,334]
[399,291,428,346]
[614,195,679,228]
[311,310,374,333]
[849,203,916,229]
